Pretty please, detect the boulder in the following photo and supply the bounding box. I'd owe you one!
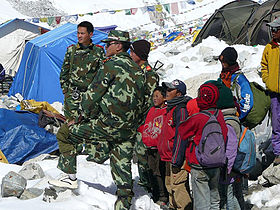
[1,171,27,197]
[18,163,45,180]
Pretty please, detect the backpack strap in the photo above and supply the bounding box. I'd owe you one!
[172,102,188,128]
[200,109,219,118]
[238,127,248,147]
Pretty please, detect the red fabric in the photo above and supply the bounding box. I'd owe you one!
[197,83,219,110]
[140,106,167,147]
[178,109,228,166]
[157,106,176,162]
[187,98,200,116]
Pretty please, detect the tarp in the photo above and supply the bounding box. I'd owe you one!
[0,108,58,164]
[0,18,49,76]
[9,23,109,104]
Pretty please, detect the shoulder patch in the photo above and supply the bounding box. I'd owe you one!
[146,65,152,71]
[67,44,75,49]
[103,57,112,63]
[96,44,104,49]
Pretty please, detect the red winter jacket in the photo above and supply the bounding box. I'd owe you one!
[158,98,199,162]
[178,109,228,166]
[157,106,175,162]
[140,106,167,148]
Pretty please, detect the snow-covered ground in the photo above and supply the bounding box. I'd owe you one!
[0,0,279,209]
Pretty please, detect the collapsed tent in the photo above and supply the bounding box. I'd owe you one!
[192,0,260,46]
[235,0,280,46]
[0,108,58,164]
[0,18,49,76]
[9,23,109,104]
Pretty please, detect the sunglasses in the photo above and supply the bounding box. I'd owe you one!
[271,27,280,33]
[106,42,119,48]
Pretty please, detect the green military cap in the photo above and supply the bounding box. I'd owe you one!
[101,30,130,43]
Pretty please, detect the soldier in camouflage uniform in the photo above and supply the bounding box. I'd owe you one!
[60,21,105,121]
[130,40,159,196]
[49,30,147,210]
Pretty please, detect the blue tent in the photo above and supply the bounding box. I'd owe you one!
[9,23,109,104]
[0,108,58,164]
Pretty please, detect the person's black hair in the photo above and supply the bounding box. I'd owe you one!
[153,86,166,98]
[78,21,94,34]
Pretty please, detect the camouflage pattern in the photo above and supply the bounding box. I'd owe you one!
[134,61,159,192]
[80,51,146,139]
[111,140,134,210]
[60,42,105,121]
[101,30,130,43]
[57,49,146,209]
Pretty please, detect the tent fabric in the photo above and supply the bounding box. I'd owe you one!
[9,23,108,104]
[236,0,280,46]
[0,108,58,164]
[192,0,260,46]
[0,19,48,77]
[96,25,117,33]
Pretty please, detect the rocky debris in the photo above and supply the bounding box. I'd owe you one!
[43,186,78,203]
[1,171,27,197]
[6,0,66,18]
[262,164,280,185]
[19,188,44,200]
[18,163,45,180]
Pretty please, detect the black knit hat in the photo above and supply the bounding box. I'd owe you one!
[220,47,238,66]
[130,40,151,61]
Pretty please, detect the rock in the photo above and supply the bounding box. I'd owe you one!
[42,186,78,203]
[19,188,44,200]
[1,171,27,197]
[262,163,280,185]
[190,56,198,61]
[18,163,45,180]
[180,56,189,63]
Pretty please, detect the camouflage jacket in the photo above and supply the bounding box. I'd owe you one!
[139,61,159,124]
[60,42,105,94]
[81,52,146,139]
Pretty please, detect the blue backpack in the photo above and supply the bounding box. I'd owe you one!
[195,110,227,168]
[233,125,256,174]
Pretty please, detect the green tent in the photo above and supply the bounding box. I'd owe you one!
[192,0,260,46]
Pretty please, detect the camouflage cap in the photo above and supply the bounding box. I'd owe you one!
[101,30,130,43]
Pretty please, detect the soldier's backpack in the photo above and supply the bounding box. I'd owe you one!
[232,125,256,174]
[232,73,271,129]
[194,109,227,168]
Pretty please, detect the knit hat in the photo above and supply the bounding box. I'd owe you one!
[220,47,238,66]
[162,79,186,95]
[130,40,151,61]
[204,78,235,109]
[197,83,219,110]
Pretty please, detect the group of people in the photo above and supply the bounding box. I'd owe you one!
[47,16,280,210]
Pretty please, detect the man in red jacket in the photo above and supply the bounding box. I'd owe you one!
[178,83,228,210]
[157,79,193,210]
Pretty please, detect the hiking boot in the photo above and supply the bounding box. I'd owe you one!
[48,175,78,189]
[273,156,280,166]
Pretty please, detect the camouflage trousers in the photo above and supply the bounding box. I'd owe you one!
[134,132,153,193]
[56,120,135,210]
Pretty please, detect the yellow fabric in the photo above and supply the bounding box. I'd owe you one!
[0,149,8,164]
[192,29,201,44]
[261,42,280,93]
[20,99,60,114]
